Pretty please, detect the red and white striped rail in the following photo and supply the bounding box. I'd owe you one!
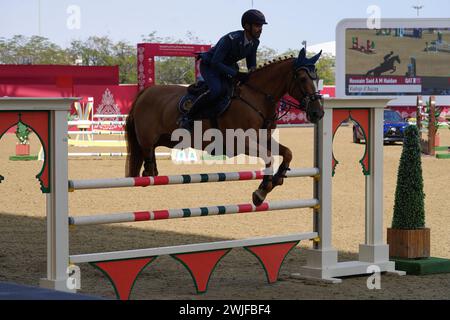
[68,152,129,157]
[68,198,319,226]
[68,167,320,191]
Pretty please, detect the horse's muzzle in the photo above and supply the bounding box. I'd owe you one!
[306,98,325,124]
[307,110,324,124]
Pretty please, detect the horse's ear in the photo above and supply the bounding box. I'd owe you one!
[309,50,322,65]
[295,48,307,68]
[298,48,306,60]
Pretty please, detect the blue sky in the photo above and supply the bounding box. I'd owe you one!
[1,0,449,52]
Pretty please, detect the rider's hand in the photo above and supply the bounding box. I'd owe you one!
[235,71,250,84]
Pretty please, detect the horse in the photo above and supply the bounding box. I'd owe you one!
[125,48,324,206]
[366,55,401,76]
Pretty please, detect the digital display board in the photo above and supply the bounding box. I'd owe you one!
[336,19,450,105]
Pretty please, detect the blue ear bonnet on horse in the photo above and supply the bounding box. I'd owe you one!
[294,48,322,78]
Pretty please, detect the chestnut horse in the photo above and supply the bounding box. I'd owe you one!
[125,48,324,205]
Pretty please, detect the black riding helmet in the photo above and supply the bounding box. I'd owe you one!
[241,9,268,27]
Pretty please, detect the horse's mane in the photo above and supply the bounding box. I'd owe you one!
[251,55,295,74]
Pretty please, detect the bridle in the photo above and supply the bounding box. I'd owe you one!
[237,64,323,127]
[289,66,323,117]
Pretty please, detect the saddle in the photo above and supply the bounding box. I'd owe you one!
[178,80,234,123]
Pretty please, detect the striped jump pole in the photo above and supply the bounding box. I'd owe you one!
[93,114,128,118]
[68,152,171,159]
[68,198,319,226]
[68,131,126,135]
[68,167,320,191]
[68,152,128,157]
[68,139,126,147]
[68,120,126,126]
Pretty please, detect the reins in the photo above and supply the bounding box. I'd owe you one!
[236,72,309,128]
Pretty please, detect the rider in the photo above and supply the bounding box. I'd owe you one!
[383,51,394,63]
[180,9,267,130]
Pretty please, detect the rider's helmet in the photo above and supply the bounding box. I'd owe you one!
[241,9,268,28]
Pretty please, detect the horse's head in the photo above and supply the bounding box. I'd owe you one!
[289,48,324,124]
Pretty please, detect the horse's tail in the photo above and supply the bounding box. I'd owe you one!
[125,90,146,177]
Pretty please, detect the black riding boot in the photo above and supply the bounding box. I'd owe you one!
[180,92,210,131]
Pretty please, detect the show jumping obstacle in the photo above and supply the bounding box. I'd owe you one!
[66,118,171,159]
[416,95,449,159]
[67,100,145,158]
[351,37,376,54]
[0,97,405,300]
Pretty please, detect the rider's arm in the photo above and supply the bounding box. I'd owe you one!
[211,36,239,78]
[246,41,259,71]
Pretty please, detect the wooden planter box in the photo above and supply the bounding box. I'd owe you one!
[387,228,430,259]
[15,144,30,156]
[434,134,440,147]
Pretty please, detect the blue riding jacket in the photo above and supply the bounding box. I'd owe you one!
[200,30,259,78]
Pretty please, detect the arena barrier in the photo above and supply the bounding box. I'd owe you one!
[0,97,405,300]
[68,108,130,157]
[67,118,172,159]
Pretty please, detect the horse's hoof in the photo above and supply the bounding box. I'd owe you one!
[252,189,266,206]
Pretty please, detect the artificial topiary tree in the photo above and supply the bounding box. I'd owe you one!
[392,125,425,229]
[15,121,31,145]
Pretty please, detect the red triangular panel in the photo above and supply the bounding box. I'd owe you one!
[245,241,298,283]
[172,249,230,293]
[92,257,155,300]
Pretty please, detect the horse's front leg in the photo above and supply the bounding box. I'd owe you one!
[272,142,293,188]
[142,147,158,177]
[250,137,275,206]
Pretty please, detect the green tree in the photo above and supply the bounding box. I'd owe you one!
[155,57,195,85]
[315,53,335,85]
[392,125,426,229]
[280,49,335,85]
[112,41,137,84]
[68,36,115,66]
[0,35,71,64]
